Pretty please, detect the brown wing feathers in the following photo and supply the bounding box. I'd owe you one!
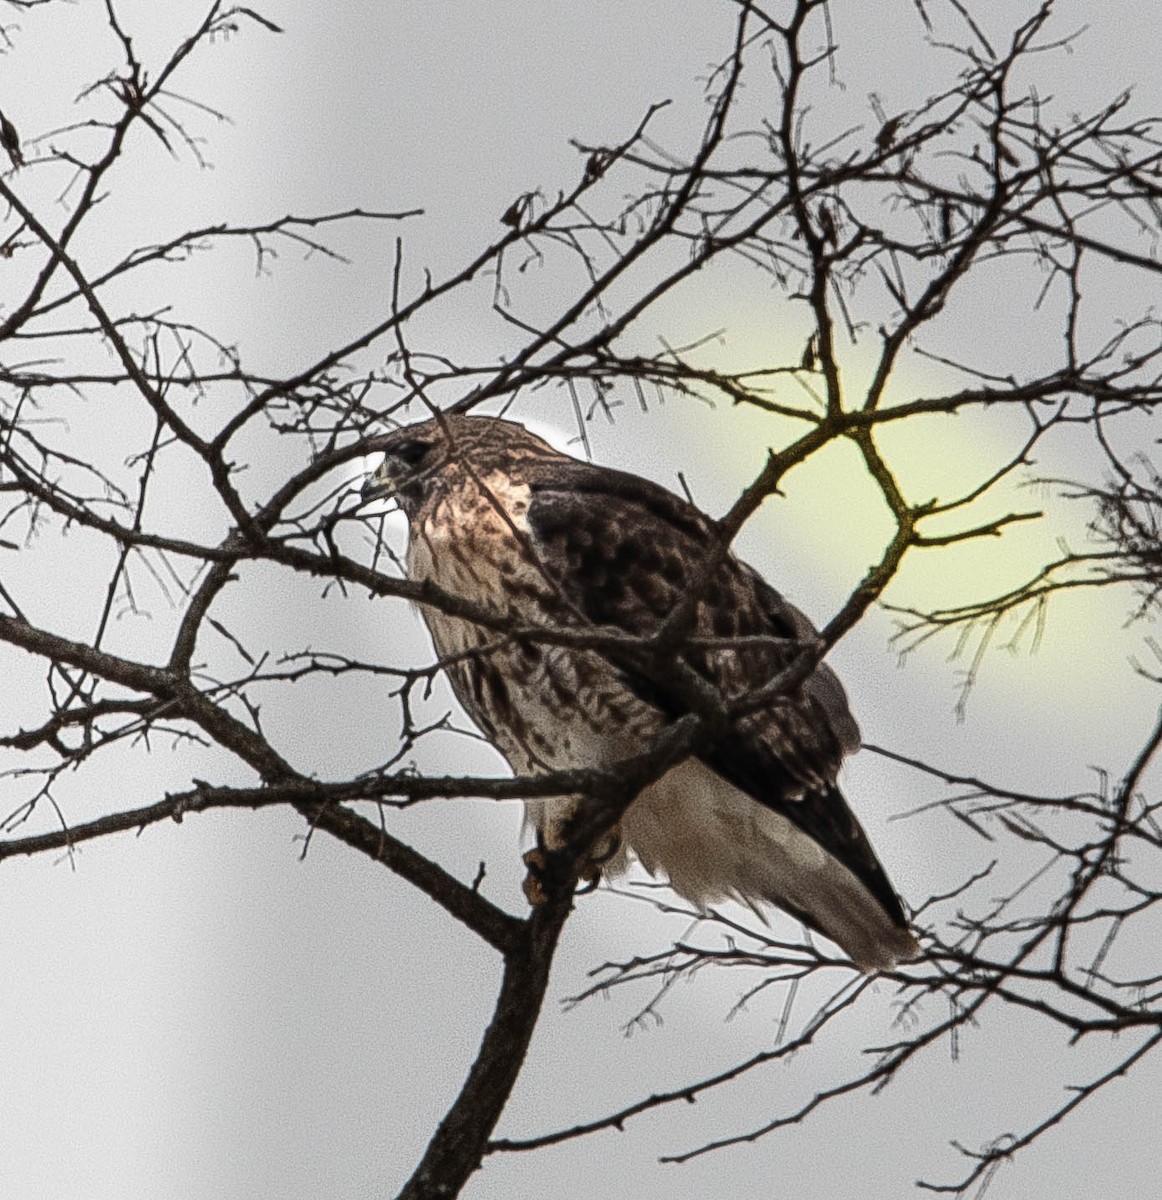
[524,460,910,930]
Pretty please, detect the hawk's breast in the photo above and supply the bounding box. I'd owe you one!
[405,473,661,777]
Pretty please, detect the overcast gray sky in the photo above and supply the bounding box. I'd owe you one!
[2,2,1161,1198]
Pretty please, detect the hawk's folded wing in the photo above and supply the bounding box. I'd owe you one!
[524,458,910,932]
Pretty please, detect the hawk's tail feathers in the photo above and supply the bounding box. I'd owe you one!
[747,802,920,972]
[616,759,919,973]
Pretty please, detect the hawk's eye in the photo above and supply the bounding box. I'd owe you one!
[390,437,433,468]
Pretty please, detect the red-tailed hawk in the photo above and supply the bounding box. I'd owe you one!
[364,414,918,971]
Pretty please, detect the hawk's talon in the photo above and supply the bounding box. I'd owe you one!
[522,843,608,903]
[522,845,551,906]
[589,828,622,869]
[575,864,602,895]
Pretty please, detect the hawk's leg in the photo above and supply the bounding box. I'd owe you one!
[522,824,623,905]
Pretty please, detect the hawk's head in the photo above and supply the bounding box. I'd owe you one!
[361,425,441,514]
[361,415,561,516]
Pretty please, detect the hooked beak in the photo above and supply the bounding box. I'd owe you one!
[359,460,396,507]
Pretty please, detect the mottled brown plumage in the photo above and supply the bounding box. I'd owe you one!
[364,414,918,970]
